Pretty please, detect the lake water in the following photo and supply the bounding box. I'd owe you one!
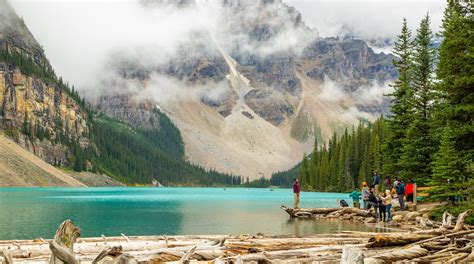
[0,187,384,240]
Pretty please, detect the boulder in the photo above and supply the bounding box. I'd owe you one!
[406,212,421,221]
[343,214,353,220]
[365,217,376,224]
[393,215,405,222]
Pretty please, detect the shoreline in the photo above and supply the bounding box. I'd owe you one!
[1,228,472,263]
[1,209,472,263]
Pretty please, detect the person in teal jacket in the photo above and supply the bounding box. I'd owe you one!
[349,188,362,208]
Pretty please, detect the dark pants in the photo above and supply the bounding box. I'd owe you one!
[398,194,405,210]
[379,205,386,221]
[407,193,414,202]
[386,204,392,221]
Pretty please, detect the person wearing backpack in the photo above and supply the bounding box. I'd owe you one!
[397,180,405,211]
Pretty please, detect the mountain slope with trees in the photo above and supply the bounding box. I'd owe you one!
[0,0,241,186]
[271,1,473,205]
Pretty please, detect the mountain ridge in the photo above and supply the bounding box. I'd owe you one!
[91,0,398,179]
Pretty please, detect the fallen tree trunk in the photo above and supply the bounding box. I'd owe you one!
[364,245,429,263]
[367,233,435,248]
[281,206,376,219]
[280,206,339,217]
[368,209,472,248]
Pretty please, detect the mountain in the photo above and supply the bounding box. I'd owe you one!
[91,0,398,179]
[0,0,242,186]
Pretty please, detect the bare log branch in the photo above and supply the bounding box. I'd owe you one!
[454,210,472,232]
[0,249,13,264]
[49,220,80,264]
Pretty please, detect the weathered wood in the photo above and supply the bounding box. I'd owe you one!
[2,217,473,264]
[327,207,376,218]
[462,247,474,263]
[0,249,13,264]
[442,211,455,228]
[49,220,80,264]
[454,210,472,232]
[341,246,364,264]
[178,245,196,264]
[364,245,429,263]
[367,233,434,248]
[281,206,377,219]
[280,205,339,217]
[92,246,123,264]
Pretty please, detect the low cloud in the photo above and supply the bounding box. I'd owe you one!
[354,82,393,105]
[319,77,346,102]
[140,73,232,105]
[320,76,393,105]
[9,0,315,93]
[283,0,445,46]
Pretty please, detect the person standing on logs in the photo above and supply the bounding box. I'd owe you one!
[361,182,370,210]
[367,188,379,218]
[381,189,393,221]
[397,179,406,211]
[349,188,362,208]
[377,192,387,222]
[405,179,415,204]
[293,178,300,209]
[384,175,392,192]
[372,171,380,195]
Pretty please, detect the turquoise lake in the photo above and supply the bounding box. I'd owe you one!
[0,187,385,240]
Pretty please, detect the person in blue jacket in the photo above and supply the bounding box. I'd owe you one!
[349,188,362,208]
[372,171,380,195]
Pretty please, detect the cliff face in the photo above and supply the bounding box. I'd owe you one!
[0,64,89,165]
[0,0,89,166]
[0,0,52,73]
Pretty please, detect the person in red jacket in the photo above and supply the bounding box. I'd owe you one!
[405,179,415,203]
[293,178,300,209]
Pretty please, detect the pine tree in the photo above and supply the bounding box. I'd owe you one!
[371,135,381,173]
[308,137,319,188]
[318,146,329,191]
[384,18,415,176]
[299,155,310,190]
[337,136,347,191]
[429,128,464,203]
[434,0,473,190]
[399,14,437,184]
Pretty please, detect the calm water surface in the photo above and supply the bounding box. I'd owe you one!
[0,187,384,240]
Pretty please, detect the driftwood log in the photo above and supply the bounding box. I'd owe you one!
[281,205,377,219]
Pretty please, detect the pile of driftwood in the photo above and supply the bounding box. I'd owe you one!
[0,210,472,263]
[281,206,378,223]
[281,205,441,229]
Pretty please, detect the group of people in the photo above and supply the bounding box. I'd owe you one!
[291,174,416,223]
[349,172,416,222]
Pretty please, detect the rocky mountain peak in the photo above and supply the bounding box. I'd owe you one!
[0,0,54,74]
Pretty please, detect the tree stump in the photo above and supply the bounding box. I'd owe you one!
[49,220,81,264]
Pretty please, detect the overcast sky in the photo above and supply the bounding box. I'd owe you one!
[9,0,446,89]
[283,0,445,39]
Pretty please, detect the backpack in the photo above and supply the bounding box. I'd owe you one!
[340,199,349,207]
[397,183,405,194]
